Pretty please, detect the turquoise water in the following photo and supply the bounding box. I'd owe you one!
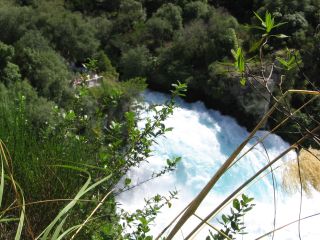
[117,91,320,239]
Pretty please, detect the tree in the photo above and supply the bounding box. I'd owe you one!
[1,62,21,86]
[155,3,183,30]
[0,4,33,44]
[34,2,99,62]
[93,51,118,76]
[206,10,238,60]
[113,0,146,33]
[150,10,238,95]
[146,17,174,46]
[90,16,113,48]
[0,41,14,68]
[183,1,209,22]
[120,45,151,79]
[0,42,21,85]
[14,31,71,102]
[65,0,121,13]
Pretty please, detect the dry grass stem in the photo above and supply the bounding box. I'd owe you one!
[282,148,320,196]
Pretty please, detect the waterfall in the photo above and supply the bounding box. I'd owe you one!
[117,90,320,239]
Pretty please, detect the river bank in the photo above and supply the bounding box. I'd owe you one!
[147,77,272,133]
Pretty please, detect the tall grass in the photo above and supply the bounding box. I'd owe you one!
[0,139,113,239]
[0,85,114,238]
[0,139,26,240]
[0,78,176,239]
[283,147,320,195]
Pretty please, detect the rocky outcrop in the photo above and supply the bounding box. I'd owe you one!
[147,73,277,132]
[232,75,275,128]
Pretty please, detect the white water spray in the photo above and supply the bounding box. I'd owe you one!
[117,91,320,239]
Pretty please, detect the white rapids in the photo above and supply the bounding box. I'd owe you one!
[117,90,320,240]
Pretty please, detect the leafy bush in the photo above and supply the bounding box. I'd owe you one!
[120,46,152,80]
[183,1,209,22]
[207,195,255,240]
[155,3,183,30]
[14,31,71,102]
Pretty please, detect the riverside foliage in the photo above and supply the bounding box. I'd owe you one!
[0,0,318,136]
[0,0,319,239]
[0,78,186,239]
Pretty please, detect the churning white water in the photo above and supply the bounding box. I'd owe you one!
[117,91,320,239]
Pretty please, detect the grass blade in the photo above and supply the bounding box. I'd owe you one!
[14,192,25,240]
[0,218,19,223]
[0,159,4,208]
[52,216,68,240]
[38,171,91,240]
[56,224,81,240]
[36,163,112,240]
[70,189,114,240]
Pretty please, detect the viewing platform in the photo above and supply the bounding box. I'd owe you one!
[73,74,103,88]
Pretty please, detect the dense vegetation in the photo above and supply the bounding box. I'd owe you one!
[0,0,319,239]
[0,0,319,129]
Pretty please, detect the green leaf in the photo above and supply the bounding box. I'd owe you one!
[232,47,245,73]
[233,199,240,211]
[265,12,274,33]
[240,78,246,86]
[253,11,264,25]
[249,38,264,52]
[241,194,249,203]
[125,178,132,186]
[272,34,289,39]
[273,22,287,29]
[65,110,76,121]
[125,111,135,123]
[222,214,228,224]
[248,25,265,31]
[276,57,289,67]
[139,216,148,226]
[231,221,239,231]
[253,11,287,34]
[243,207,253,212]
[154,194,161,202]
[171,81,187,97]
[247,197,254,203]
[238,56,245,72]
[165,127,173,132]
[231,49,237,59]
[99,152,108,161]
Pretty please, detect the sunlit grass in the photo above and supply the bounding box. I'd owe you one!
[283,148,320,196]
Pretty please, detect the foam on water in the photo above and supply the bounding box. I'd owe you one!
[117,90,320,239]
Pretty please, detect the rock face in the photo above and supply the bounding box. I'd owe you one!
[233,76,275,128]
[147,73,277,132]
[145,57,284,132]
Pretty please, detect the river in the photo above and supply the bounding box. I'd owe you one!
[117,90,320,239]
